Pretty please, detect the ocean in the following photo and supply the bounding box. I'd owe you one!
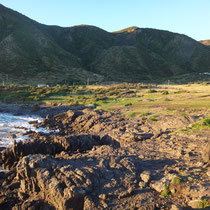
[0,112,49,148]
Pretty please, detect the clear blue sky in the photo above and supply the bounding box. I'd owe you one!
[1,0,210,41]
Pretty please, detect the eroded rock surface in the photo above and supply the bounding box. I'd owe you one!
[0,109,209,209]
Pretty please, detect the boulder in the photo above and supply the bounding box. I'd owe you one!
[140,171,151,183]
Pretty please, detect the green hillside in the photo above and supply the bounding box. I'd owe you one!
[0,4,210,85]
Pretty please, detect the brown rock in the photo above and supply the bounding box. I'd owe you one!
[140,171,151,183]
[202,141,210,163]
[188,200,202,209]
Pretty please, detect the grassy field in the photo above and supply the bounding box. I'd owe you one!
[0,83,209,130]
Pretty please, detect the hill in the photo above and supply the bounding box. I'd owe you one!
[200,39,210,46]
[0,4,102,85]
[0,3,210,85]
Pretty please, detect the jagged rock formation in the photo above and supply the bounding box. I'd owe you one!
[0,109,209,209]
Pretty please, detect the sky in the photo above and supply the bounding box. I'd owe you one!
[1,0,210,41]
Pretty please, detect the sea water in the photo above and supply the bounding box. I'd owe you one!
[0,112,50,148]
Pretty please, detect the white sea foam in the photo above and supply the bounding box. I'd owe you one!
[0,113,50,148]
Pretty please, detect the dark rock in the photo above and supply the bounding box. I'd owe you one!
[0,133,117,170]
[28,120,38,124]
[8,182,20,190]
[0,171,9,179]
[20,199,55,210]
[7,134,17,139]
[1,134,105,169]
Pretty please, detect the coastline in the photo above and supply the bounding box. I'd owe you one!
[0,103,85,153]
[0,102,209,209]
[0,103,86,117]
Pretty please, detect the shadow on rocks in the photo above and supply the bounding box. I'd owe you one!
[0,134,120,170]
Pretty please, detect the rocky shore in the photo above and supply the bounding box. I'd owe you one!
[0,107,209,209]
[0,103,85,118]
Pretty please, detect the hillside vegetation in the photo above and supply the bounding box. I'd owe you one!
[0,4,210,85]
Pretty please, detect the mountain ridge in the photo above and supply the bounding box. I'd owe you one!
[0,3,210,85]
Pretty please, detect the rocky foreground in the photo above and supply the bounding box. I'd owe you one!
[0,108,209,209]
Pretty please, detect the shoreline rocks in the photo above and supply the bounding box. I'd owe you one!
[0,103,85,118]
[0,107,209,209]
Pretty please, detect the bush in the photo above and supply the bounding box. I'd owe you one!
[203,118,210,126]
[147,89,157,93]
[3,96,15,103]
[198,198,210,208]
[124,103,132,107]
[181,117,210,132]
[200,82,208,86]
[161,186,170,197]
[162,90,169,95]
[139,112,151,117]
[149,115,159,121]
[171,176,181,185]
[127,112,138,117]
[164,98,172,101]
[107,90,120,96]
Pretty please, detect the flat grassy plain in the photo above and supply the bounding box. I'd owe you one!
[0,82,209,131]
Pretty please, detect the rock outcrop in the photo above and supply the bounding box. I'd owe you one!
[0,109,209,209]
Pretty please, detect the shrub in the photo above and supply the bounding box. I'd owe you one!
[164,98,172,101]
[124,103,132,107]
[139,112,151,117]
[149,115,159,121]
[127,112,138,117]
[171,176,181,185]
[3,96,15,103]
[161,186,170,197]
[181,117,210,132]
[181,113,188,117]
[147,89,157,93]
[198,198,210,208]
[33,96,40,101]
[174,90,187,94]
[162,90,169,95]
[203,118,210,126]
[107,90,120,96]
[200,82,208,86]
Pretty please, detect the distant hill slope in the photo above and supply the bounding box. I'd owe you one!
[0,4,210,85]
[0,4,102,84]
[200,40,210,46]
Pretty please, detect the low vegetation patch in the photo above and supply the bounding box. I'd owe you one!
[198,198,210,208]
[181,117,210,132]
[127,112,139,117]
[149,115,160,122]
[171,176,182,185]
[164,98,172,102]
[147,89,157,93]
[162,90,169,95]
[161,185,170,197]
[0,83,209,123]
